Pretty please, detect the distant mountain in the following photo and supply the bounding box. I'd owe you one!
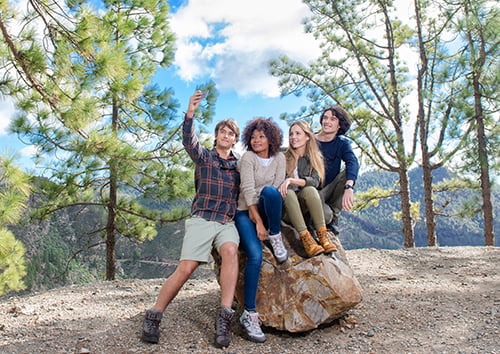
[9,167,497,292]
[339,167,498,249]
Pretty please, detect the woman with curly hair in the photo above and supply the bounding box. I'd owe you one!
[235,117,286,343]
[278,121,337,257]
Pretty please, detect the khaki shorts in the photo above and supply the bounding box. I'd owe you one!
[180,216,239,263]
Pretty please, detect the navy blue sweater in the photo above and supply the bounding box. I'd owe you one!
[317,135,359,186]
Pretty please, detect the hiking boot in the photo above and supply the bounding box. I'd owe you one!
[327,217,340,235]
[142,309,162,344]
[317,226,338,253]
[268,233,288,263]
[239,310,266,343]
[299,230,324,257]
[214,306,234,348]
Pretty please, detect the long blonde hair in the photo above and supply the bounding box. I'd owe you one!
[285,121,325,185]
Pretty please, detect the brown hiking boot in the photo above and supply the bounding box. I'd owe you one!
[317,226,338,253]
[299,230,324,257]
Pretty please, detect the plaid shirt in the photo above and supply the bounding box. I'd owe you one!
[182,117,240,224]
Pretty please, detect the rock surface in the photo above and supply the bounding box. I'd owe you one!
[0,246,498,353]
[232,223,362,332]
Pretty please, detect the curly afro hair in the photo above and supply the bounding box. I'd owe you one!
[242,117,283,157]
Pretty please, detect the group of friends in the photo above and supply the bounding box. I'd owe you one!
[141,90,359,348]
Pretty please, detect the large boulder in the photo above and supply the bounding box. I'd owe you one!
[214,222,362,332]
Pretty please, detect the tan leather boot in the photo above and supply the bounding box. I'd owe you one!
[299,230,324,257]
[317,226,337,253]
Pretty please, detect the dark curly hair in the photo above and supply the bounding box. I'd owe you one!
[319,105,352,135]
[242,117,283,157]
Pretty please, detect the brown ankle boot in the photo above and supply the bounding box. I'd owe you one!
[317,226,337,253]
[299,230,324,257]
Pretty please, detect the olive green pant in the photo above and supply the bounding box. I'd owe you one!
[282,186,325,233]
[319,170,347,224]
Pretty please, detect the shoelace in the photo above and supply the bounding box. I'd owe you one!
[217,314,231,335]
[245,313,262,334]
[144,318,160,332]
[269,236,285,255]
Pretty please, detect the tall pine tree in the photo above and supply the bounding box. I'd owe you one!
[0,155,30,295]
[0,0,211,279]
[270,0,418,247]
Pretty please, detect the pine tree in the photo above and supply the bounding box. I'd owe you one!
[270,0,418,247]
[0,155,31,295]
[452,0,498,246]
[0,0,213,279]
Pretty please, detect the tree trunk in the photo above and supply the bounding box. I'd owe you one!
[414,0,437,247]
[466,0,495,246]
[105,162,118,280]
[399,169,415,248]
[473,74,494,246]
[105,99,120,280]
[422,164,436,246]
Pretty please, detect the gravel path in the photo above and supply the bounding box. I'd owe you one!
[0,246,498,353]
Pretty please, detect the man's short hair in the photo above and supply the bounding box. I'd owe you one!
[214,119,240,147]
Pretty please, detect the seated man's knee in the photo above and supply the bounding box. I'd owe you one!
[219,241,239,260]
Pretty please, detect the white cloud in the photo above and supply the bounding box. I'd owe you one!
[169,0,320,98]
[0,97,16,135]
[18,144,37,158]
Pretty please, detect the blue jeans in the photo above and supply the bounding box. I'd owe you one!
[235,185,282,311]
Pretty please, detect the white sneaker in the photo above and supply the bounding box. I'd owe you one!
[268,233,288,263]
[239,310,266,343]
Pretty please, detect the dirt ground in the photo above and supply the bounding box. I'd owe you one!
[0,246,498,353]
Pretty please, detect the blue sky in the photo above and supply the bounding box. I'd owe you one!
[0,0,321,172]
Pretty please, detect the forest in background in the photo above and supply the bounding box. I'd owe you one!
[0,0,497,296]
[7,166,498,295]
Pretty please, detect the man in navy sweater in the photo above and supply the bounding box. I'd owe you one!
[315,105,359,235]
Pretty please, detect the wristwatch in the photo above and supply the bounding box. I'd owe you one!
[344,184,354,190]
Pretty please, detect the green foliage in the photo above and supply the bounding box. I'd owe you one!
[0,228,27,294]
[0,155,31,295]
[1,0,218,279]
[271,0,498,247]
[271,0,422,246]
[354,186,399,210]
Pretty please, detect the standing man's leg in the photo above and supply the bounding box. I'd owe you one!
[152,260,199,311]
[142,216,210,344]
[142,260,199,343]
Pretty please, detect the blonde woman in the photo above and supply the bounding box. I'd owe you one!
[278,121,337,257]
